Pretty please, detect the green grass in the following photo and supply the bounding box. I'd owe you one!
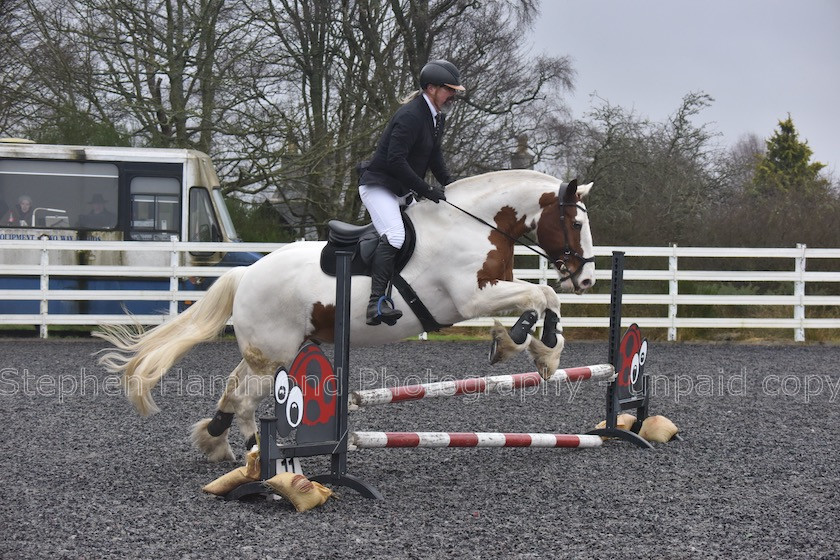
[408,327,492,342]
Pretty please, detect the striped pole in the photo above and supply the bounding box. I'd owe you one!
[350,431,604,449]
[350,364,615,408]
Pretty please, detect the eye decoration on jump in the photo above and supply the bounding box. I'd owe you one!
[274,369,303,432]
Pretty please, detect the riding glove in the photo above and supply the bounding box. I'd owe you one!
[424,185,446,203]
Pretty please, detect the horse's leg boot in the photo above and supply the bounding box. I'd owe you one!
[366,236,403,326]
[509,309,538,344]
[488,309,537,365]
[540,309,561,348]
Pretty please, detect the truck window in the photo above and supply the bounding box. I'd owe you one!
[0,160,118,229]
[188,187,222,242]
[129,176,180,241]
[211,188,239,241]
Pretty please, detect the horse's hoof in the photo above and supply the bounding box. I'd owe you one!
[537,362,553,380]
[191,418,236,462]
[488,338,500,364]
[488,321,509,364]
[531,343,562,381]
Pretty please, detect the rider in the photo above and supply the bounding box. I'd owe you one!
[357,59,465,326]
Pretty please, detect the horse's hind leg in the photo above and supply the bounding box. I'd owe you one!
[228,365,273,453]
[190,359,262,461]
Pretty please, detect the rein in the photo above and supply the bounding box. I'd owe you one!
[442,198,595,286]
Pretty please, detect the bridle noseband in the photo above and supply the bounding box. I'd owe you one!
[443,197,595,289]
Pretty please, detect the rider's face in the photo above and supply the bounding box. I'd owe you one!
[428,84,459,113]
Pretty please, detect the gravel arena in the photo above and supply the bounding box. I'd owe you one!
[1,336,838,559]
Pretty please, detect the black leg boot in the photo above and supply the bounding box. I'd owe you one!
[366,236,403,326]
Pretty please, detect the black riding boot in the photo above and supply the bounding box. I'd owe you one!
[366,236,403,326]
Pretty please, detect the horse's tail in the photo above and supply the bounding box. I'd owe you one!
[94,266,247,416]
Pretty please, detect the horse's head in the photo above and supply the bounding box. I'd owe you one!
[419,170,595,295]
[535,179,596,293]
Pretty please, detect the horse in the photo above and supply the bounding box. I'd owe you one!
[96,169,596,461]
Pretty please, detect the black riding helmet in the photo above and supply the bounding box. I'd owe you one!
[419,60,466,91]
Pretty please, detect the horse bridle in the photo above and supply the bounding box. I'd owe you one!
[555,201,596,289]
[443,198,595,289]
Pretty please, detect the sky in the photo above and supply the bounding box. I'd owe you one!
[530,0,840,176]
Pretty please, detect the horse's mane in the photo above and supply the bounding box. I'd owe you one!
[447,169,555,189]
[449,169,556,190]
[404,170,563,226]
[443,169,561,205]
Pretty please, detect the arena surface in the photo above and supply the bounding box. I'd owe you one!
[1,337,838,559]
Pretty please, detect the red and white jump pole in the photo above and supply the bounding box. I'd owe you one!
[350,363,615,408]
[350,431,604,449]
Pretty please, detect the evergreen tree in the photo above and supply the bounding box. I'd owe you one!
[30,104,130,147]
[752,115,828,197]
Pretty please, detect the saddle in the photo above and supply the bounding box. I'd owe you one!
[319,213,415,277]
[319,213,448,332]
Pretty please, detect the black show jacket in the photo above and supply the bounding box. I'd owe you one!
[359,94,453,198]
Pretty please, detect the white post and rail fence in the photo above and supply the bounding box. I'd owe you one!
[1,238,838,341]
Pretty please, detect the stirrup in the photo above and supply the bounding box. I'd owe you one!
[376,295,402,326]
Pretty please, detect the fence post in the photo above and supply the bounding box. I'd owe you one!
[539,254,548,286]
[668,243,678,342]
[169,236,179,317]
[39,237,50,339]
[794,243,806,342]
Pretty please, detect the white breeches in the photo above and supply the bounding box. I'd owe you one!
[359,184,412,249]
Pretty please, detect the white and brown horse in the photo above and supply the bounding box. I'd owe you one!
[96,170,595,461]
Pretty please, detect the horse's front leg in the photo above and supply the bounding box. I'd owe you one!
[457,280,563,376]
[523,283,565,379]
[491,282,565,379]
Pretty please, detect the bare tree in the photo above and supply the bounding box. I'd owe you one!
[225,0,576,236]
[567,93,723,246]
[716,133,764,196]
[12,0,262,151]
[0,0,39,134]
[225,0,405,236]
[3,0,578,238]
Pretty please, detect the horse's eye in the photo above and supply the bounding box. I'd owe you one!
[573,222,583,231]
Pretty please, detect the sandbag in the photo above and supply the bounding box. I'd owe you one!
[638,415,679,443]
[593,413,638,433]
[263,472,333,512]
[202,446,261,496]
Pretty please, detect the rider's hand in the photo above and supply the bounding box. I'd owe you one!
[425,186,446,203]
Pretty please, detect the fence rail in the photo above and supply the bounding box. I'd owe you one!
[2,238,839,340]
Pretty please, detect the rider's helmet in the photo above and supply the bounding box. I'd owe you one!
[419,60,466,91]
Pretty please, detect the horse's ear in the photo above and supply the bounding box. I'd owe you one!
[561,179,578,203]
[577,182,594,199]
